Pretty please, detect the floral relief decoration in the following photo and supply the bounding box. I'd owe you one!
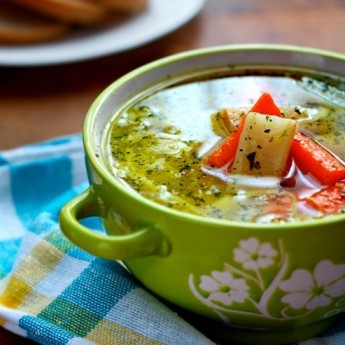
[189,237,345,325]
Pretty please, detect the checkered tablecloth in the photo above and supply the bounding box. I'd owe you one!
[0,134,343,344]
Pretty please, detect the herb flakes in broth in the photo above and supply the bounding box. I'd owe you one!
[106,73,345,223]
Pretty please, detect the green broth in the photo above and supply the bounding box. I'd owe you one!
[105,71,345,223]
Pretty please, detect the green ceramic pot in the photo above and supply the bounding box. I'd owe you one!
[59,44,345,345]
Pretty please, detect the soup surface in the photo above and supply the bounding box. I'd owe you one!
[105,69,345,223]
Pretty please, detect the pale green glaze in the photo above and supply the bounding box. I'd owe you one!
[59,44,345,345]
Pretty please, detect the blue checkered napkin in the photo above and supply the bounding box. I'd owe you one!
[0,134,214,345]
[0,134,343,345]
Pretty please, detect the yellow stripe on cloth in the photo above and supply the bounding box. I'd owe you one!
[13,239,65,287]
[16,290,55,316]
[0,277,31,308]
[0,237,64,315]
[86,318,162,345]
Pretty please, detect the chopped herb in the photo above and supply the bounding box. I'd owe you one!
[179,164,191,172]
[245,151,256,170]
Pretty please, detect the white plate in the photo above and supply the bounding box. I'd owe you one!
[0,0,205,66]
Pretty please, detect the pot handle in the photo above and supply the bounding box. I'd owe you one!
[59,187,170,260]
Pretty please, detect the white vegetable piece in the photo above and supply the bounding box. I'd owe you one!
[230,112,297,177]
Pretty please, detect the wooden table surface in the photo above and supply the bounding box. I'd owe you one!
[1,0,345,343]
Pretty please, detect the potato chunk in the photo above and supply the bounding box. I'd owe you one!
[230,112,297,177]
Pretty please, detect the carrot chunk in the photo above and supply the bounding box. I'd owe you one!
[291,131,345,185]
[264,193,294,217]
[249,92,281,117]
[207,117,245,167]
[306,183,345,214]
[207,93,281,168]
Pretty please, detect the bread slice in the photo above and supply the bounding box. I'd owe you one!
[9,0,109,24]
[97,0,148,13]
[0,4,70,44]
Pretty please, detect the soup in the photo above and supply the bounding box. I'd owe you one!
[105,69,345,223]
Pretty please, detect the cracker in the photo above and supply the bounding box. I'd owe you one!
[97,0,148,13]
[10,0,109,24]
[0,4,70,44]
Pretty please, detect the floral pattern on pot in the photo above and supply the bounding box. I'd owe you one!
[189,237,345,326]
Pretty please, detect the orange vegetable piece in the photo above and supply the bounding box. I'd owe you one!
[250,92,281,117]
[263,194,294,221]
[306,183,345,214]
[207,92,281,168]
[291,131,345,185]
[207,117,245,168]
